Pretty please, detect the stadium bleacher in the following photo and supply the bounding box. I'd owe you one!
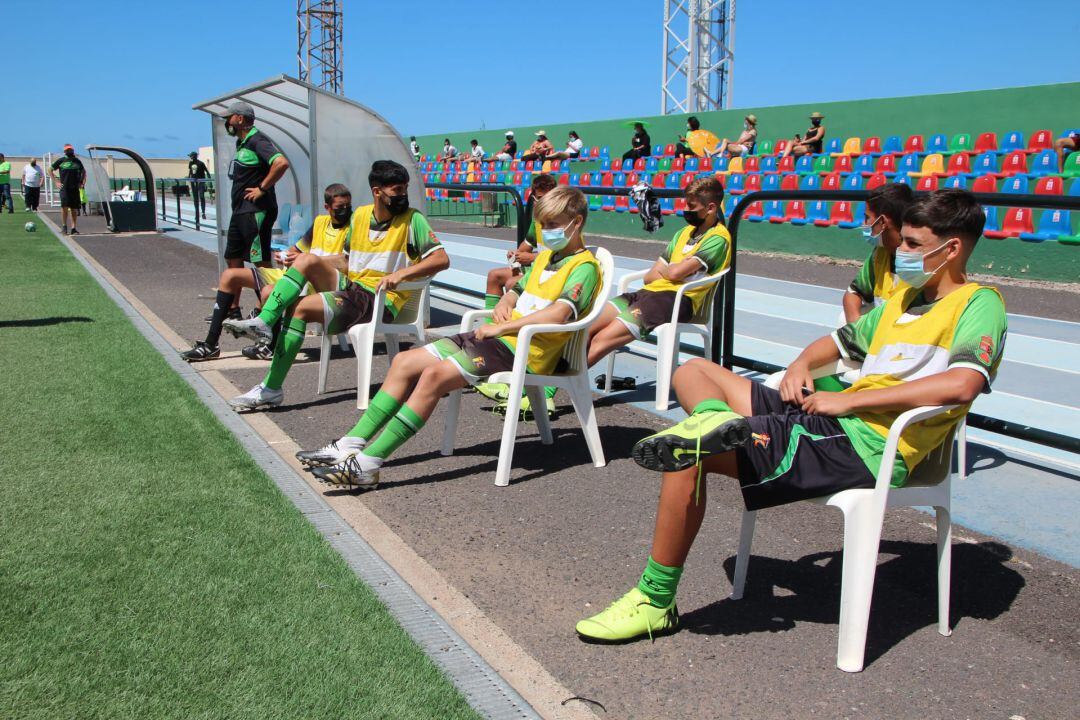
[417,126,1080,242]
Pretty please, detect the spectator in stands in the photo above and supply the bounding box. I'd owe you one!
[21,158,43,211]
[521,130,554,162]
[222,160,450,410]
[0,154,12,213]
[187,151,210,220]
[1053,129,1080,170]
[712,114,758,157]
[438,139,458,162]
[409,136,421,161]
[50,144,86,234]
[576,188,1006,643]
[781,112,826,158]
[493,131,517,162]
[180,183,355,363]
[586,176,730,368]
[466,139,485,161]
[675,116,720,157]
[547,131,584,161]
[296,187,601,490]
[622,122,652,161]
[844,183,915,323]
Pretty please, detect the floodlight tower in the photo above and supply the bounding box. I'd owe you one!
[297,0,344,94]
[661,0,736,114]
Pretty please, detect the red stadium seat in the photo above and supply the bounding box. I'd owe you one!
[904,135,925,154]
[973,132,998,154]
[615,195,630,212]
[773,200,806,224]
[776,155,795,174]
[834,155,854,174]
[996,151,1028,177]
[941,153,971,177]
[822,172,842,190]
[743,156,760,173]
[916,176,939,192]
[601,173,614,186]
[1034,176,1063,195]
[774,139,790,156]
[744,201,764,221]
[871,154,897,176]
[984,207,1034,239]
[1026,129,1053,154]
[819,199,854,227]
[558,174,570,185]
[742,173,762,194]
[699,157,713,172]
[863,137,882,155]
[664,143,677,156]
[633,157,647,171]
[589,146,600,159]
[680,172,696,188]
[671,157,686,172]
[971,174,997,193]
[780,173,799,190]
[579,173,592,187]
[865,173,887,190]
[674,197,688,213]
[651,173,666,188]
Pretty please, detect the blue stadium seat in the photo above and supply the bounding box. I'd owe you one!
[614,172,627,186]
[793,156,814,174]
[599,145,611,157]
[761,174,781,192]
[652,144,664,156]
[1002,175,1029,194]
[637,172,652,185]
[599,158,612,172]
[621,158,634,172]
[521,172,532,187]
[852,154,875,176]
[881,135,903,155]
[982,205,1000,235]
[660,197,675,215]
[805,200,830,225]
[927,134,948,154]
[799,174,821,191]
[685,157,699,172]
[895,153,920,176]
[998,131,1024,154]
[1027,149,1059,178]
[570,173,581,186]
[823,138,843,155]
[966,152,999,177]
[590,171,602,185]
[713,156,730,173]
[894,174,911,186]
[646,157,659,173]
[577,146,590,158]
[602,193,616,211]
[760,156,779,174]
[1020,209,1072,242]
[843,173,864,190]
[665,172,681,189]
[515,151,523,159]
[761,200,784,222]
[726,173,746,194]
[944,175,967,189]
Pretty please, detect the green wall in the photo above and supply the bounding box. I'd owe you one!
[416,83,1080,284]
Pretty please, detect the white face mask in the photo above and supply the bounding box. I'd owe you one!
[894,240,954,289]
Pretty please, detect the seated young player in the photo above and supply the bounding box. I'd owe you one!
[180,183,353,362]
[576,188,1006,642]
[296,186,602,490]
[585,176,730,368]
[843,182,915,323]
[222,160,450,410]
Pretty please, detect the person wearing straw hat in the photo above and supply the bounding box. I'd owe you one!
[712,114,759,158]
[522,130,554,162]
[782,111,827,158]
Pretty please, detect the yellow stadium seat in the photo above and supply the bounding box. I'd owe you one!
[910,153,945,178]
[717,156,744,176]
[541,160,553,173]
[832,137,862,157]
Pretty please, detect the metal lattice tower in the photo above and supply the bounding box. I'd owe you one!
[297,0,344,94]
[662,0,736,114]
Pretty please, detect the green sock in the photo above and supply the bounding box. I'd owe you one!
[258,267,306,324]
[263,317,306,390]
[544,386,557,400]
[691,399,733,415]
[364,405,425,460]
[637,555,684,608]
[484,293,499,310]
[346,390,403,441]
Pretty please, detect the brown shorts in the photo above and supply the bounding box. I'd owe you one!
[610,289,690,340]
[320,283,395,335]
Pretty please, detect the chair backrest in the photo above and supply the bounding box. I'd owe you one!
[896,153,920,174]
[916,176,938,192]
[1063,151,1080,179]
[865,173,887,190]
[386,280,431,326]
[812,155,834,173]
[904,427,957,487]
[882,135,903,154]
[780,173,799,190]
[853,154,876,174]
[863,136,882,154]
[822,172,842,191]
[799,174,821,190]
[761,173,781,191]
[1027,149,1058,177]
[794,156,814,174]
[945,152,971,175]
[823,138,843,155]
[834,155,854,174]
[726,156,744,174]
[842,173,863,190]
[743,173,761,193]
[1002,175,1028,194]
[757,139,774,155]
[926,134,948,154]
[973,132,998,154]
[999,130,1024,153]
[919,153,945,175]
[561,247,616,373]
[840,137,862,155]
[743,156,760,173]
[948,133,973,154]
[1034,176,1063,196]
[904,135,925,154]
[944,175,967,189]
[971,174,997,193]
[1027,129,1053,153]
[760,156,778,173]
[970,151,998,175]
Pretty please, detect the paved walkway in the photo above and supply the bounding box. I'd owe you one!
[51,212,1078,719]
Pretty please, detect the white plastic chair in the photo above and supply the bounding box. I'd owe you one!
[441,248,615,487]
[313,280,432,405]
[604,266,729,410]
[729,360,959,672]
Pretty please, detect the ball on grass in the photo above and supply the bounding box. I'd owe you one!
[24,222,36,233]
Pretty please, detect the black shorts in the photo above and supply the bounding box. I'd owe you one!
[60,187,81,209]
[225,208,278,263]
[320,282,394,335]
[610,289,690,340]
[427,331,517,384]
[735,383,874,511]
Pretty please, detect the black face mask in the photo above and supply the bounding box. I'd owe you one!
[384,194,409,216]
[64,150,75,158]
[682,208,705,227]
[811,119,822,127]
[331,205,352,225]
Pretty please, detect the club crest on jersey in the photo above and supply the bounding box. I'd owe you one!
[978,335,994,364]
[752,432,771,449]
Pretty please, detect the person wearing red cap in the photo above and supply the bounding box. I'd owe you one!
[50,145,86,234]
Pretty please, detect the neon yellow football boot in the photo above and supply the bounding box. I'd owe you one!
[632,399,750,472]
[575,587,679,642]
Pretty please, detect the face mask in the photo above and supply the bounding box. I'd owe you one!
[331,205,352,225]
[743,122,750,130]
[894,240,953,289]
[541,221,575,252]
[384,193,409,216]
[860,217,885,246]
[64,150,74,157]
[682,208,705,227]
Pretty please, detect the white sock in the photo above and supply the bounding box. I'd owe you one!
[356,453,383,470]
[339,436,366,450]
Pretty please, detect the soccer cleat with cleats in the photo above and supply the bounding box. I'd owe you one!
[311,454,380,490]
[575,587,679,643]
[241,342,274,361]
[205,307,243,324]
[222,316,273,345]
[492,394,555,421]
[296,438,366,468]
[632,403,751,473]
[227,383,284,411]
[180,341,220,362]
[474,382,510,402]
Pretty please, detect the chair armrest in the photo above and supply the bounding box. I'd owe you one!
[460,309,494,332]
[809,357,862,380]
[617,268,649,294]
[670,267,730,318]
[872,404,958,493]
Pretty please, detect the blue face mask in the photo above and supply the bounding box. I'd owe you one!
[894,240,953,289]
[541,221,575,252]
[860,216,885,247]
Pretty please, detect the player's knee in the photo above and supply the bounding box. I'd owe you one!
[293,252,319,272]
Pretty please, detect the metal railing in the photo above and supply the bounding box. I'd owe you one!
[424,182,528,245]
[155,178,216,232]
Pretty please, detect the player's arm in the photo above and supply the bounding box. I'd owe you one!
[842,291,866,324]
[376,247,449,291]
[513,240,537,264]
[658,256,708,282]
[778,335,844,405]
[804,368,985,417]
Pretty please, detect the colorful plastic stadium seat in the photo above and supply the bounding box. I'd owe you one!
[659,157,673,172]
[1026,129,1054,154]
[671,157,686,172]
[1001,175,1028,194]
[865,173,887,190]
[820,199,852,226]
[577,146,590,158]
[680,172,697,189]
[761,174,781,192]
[944,175,967,189]
[633,157,647,171]
[540,161,552,173]
[588,194,602,211]
[1063,152,1080,179]
[590,171,603,185]
[756,139,774,156]
[774,139,790,156]
[780,173,800,191]
[660,197,676,215]
[823,138,843,156]
[599,158,612,172]
[774,200,807,224]
[724,195,739,218]
[996,151,1028,177]
[742,156,760,174]
[822,172,842,191]
[972,132,998,155]
[777,155,796,174]
[664,143,677,157]
[834,155,854,174]
[745,201,765,222]
[903,135,925,154]
[558,174,570,186]
[910,153,945,178]
[760,156,779,174]
[619,158,633,172]
[625,172,638,186]
[589,146,601,159]
[800,174,821,191]
[895,153,921,177]
[602,193,617,211]
[761,200,784,222]
[646,157,660,173]
[794,156,814,175]
[967,152,998,178]
[971,174,997,193]
[806,200,831,225]
[726,173,747,195]
[853,154,876,176]
[615,195,629,213]
[651,173,666,188]
[927,134,948,154]
[842,173,863,190]
[637,173,651,185]
[599,145,611,157]
[894,174,912,186]
[833,137,862,157]
[881,135,903,155]
[947,133,974,155]
[717,156,742,176]
[665,173,680,189]
[601,172,614,187]
[942,152,972,177]
[984,207,1034,239]
[1027,150,1059,178]
[916,176,939,192]
[837,201,862,228]
[863,136,883,155]
[1020,209,1072,242]
[872,154,897,177]
[685,157,700,172]
[982,205,1000,235]
[674,197,688,213]
[574,173,586,186]
[999,131,1025,154]
[653,144,664,157]
[743,173,762,194]
[699,157,714,172]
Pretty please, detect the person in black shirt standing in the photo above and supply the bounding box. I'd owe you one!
[622,122,652,161]
[221,101,289,271]
[50,144,86,234]
[187,151,210,219]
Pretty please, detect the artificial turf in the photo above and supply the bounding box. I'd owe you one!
[0,201,480,720]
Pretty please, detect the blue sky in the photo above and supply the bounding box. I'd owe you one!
[4,0,1076,157]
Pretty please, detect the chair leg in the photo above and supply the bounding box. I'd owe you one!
[337,334,351,353]
[441,389,461,456]
[702,329,714,362]
[956,418,967,480]
[494,377,525,486]
[835,502,885,673]
[525,385,553,445]
[385,334,401,363]
[654,325,677,411]
[730,509,756,599]
[354,327,376,410]
[317,328,332,395]
[935,504,953,637]
[569,373,605,468]
[604,351,615,393]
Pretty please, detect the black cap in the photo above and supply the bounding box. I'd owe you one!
[188,151,198,158]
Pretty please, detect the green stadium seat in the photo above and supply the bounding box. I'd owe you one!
[1063,152,1080,179]
[947,133,974,155]
[756,139,774,156]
